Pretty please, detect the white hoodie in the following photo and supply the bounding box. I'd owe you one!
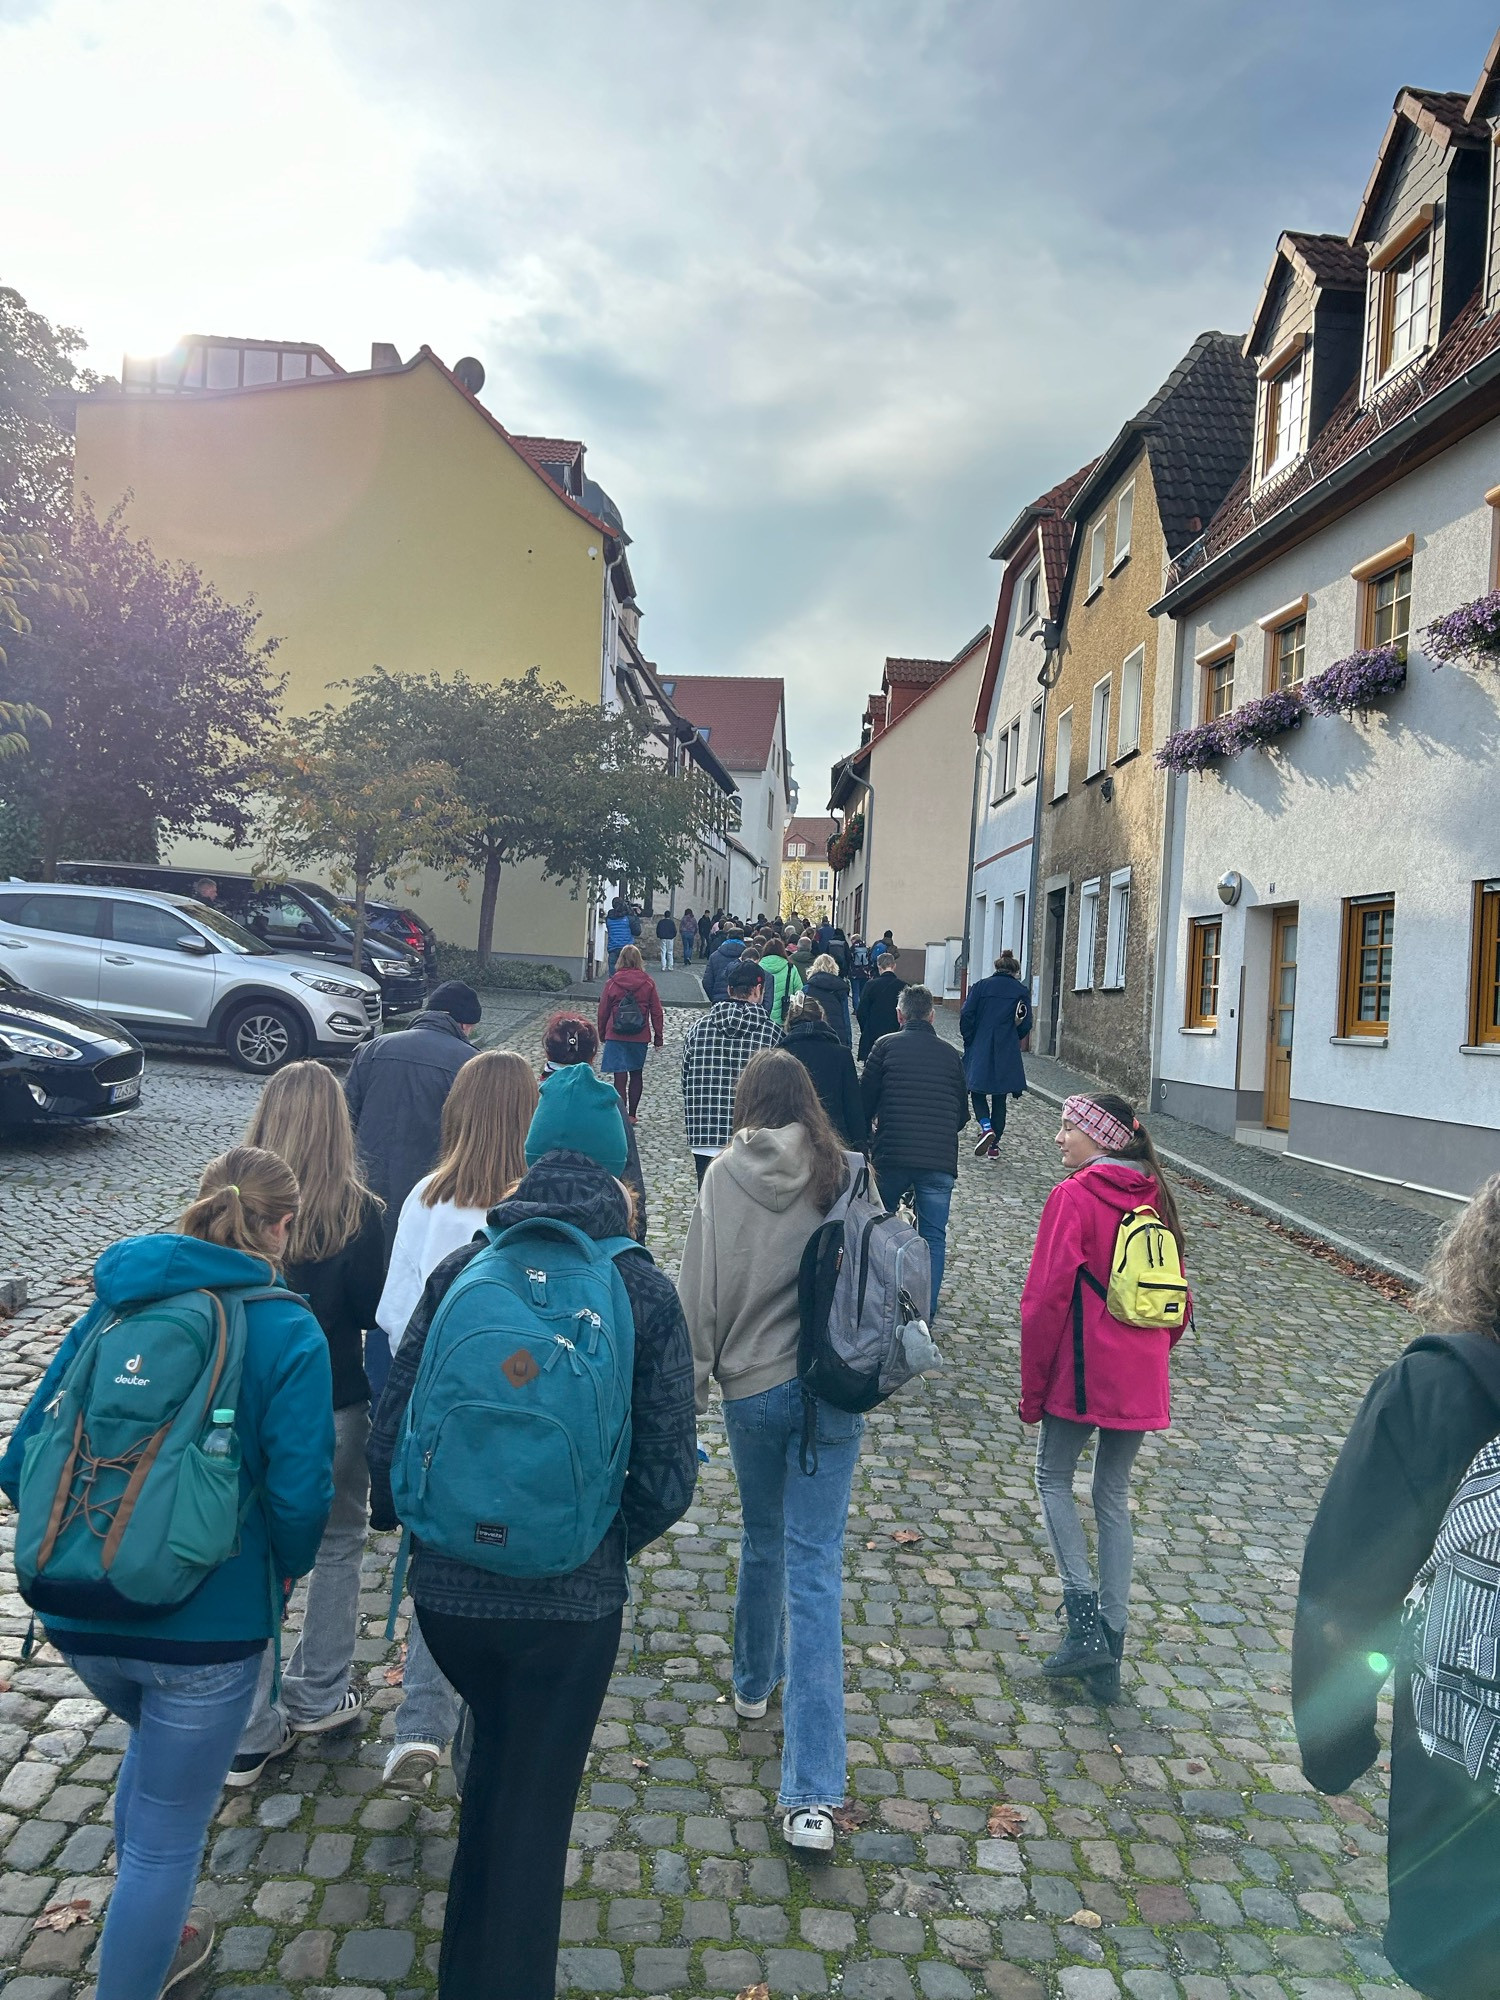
[377,1173,488,1355]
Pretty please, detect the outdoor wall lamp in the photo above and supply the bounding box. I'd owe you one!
[1217,870,1243,906]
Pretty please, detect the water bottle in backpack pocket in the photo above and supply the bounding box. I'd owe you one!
[391,1219,640,1578]
[14,1287,274,1619]
[796,1162,940,1460]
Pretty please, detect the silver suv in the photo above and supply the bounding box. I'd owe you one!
[0,884,380,1074]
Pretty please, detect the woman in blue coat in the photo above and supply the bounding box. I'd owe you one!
[959,950,1033,1159]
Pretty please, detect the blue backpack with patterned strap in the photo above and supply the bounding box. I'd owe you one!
[390,1217,639,1580]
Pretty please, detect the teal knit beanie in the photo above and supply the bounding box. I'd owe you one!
[524,1064,629,1176]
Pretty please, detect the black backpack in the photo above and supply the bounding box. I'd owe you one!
[611,988,647,1036]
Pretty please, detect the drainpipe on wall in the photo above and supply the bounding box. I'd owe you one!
[958,735,988,1001]
[1149,610,1191,1114]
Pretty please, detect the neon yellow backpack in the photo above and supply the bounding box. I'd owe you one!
[1105,1206,1189,1330]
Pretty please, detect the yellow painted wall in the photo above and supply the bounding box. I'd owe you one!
[73,360,610,962]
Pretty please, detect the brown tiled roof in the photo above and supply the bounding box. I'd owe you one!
[883,656,952,688]
[783,815,839,860]
[510,435,586,468]
[1400,87,1488,145]
[973,460,1094,732]
[1168,286,1500,594]
[1282,232,1367,292]
[661,674,784,771]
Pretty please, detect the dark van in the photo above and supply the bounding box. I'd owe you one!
[56,864,427,1016]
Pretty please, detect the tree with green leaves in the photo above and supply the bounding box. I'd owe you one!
[0,284,98,530]
[256,694,469,965]
[2,505,282,877]
[0,529,70,759]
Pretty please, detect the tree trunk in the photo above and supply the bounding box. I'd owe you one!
[477,849,503,964]
[352,869,368,970]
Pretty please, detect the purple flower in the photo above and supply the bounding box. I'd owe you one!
[1216,689,1306,753]
[1422,591,1500,671]
[1301,645,1407,717]
[1155,720,1230,774]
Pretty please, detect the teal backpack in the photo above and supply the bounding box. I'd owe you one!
[14,1286,278,1619]
[390,1218,639,1584]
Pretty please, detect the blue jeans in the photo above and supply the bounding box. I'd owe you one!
[722,1377,862,1812]
[875,1166,955,1317]
[62,1650,262,2000]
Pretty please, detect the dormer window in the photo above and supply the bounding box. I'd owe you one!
[1263,350,1306,474]
[1376,227,1433,379]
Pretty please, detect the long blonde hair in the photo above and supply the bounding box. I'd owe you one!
[424,1051,538,1211]
[244,1061,376,1264]
[181,1146,298,1267]
[1417,1174,1500,1334]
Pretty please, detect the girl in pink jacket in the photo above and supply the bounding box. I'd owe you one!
[1019,1091,1188,1701]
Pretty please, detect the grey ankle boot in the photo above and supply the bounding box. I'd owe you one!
[1042,1589,1113,1678]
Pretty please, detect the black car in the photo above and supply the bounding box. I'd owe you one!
[0,967,145,1130]
[295,883,439,981]
[56,863,427,1016]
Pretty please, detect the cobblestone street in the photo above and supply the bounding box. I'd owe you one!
[0,1003,1422,2000]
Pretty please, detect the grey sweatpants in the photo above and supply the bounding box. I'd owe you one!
[1034,1414,1145,1629]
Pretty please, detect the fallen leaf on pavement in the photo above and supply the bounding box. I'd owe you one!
[1186,1760,1206,1773]
[829,1802,869,1832]
[866,1540,879,1549]
[34,1902,92,1933]
[1067,1910,1102,1929]
[891,1529,923,1545]
[987,1803,1025,1838]
[632,1758,650,1770]
[735,1985,770,2000]
[1341,1838,1360,1857]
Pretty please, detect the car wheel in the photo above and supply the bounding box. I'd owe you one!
[224,1001,306,1074]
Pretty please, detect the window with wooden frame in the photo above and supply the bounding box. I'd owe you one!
[1199,640,1236,720]
[1075,879,1100,990]
[1262,351,1306,475]
[1186,919,1221,1028]
[1339,895,1395,1036]
[1472,881,1500,1047]
[1487,483,1500,589]
[1377,230,1433,379]
[1365,562,1412,651]
[1272,617,1306,690]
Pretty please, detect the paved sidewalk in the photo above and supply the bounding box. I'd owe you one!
[1013,1052,1453,1288]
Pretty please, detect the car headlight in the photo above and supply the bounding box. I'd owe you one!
[0,1030,83,1060]
[370,957,406,977]
[290,972,366,1000]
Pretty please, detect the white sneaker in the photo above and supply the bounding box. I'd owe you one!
[733,1691,769,1720]
[293,1688,365,1736]
[383,1741,442,1790]
[782,1806,835,1853]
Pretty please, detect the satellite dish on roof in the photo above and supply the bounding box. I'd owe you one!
[454,356,485,395]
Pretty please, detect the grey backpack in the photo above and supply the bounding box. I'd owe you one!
[1409,1433,1500,1793]
[796,1163,940,1466]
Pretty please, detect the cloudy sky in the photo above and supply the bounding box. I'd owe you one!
[3,0,1496,798]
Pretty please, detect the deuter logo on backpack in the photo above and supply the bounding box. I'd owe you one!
[391,1218,640,1579]
[15,1287,277,1619]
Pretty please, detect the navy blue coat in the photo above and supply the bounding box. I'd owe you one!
[959,972,1033,1097]
[702,937,746,1003]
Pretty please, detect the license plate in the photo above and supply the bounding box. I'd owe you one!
[109,1080,139,1103]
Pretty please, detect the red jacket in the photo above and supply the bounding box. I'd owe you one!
[599,967,664,1047]
[1019,1159,1186,1431]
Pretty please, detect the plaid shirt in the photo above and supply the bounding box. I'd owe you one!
[680,1001,783,1150]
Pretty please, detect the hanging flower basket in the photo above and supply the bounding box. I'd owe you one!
[1155,720,1230,774]
[1301,643,1406,717]
[1422,590,1500,672]
[1215,688,1306,754]
[828,813,864,873]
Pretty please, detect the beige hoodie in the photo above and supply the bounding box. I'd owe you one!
[679,1123,833,1414]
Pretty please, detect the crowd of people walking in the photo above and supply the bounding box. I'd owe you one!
[5,921,1498,1999]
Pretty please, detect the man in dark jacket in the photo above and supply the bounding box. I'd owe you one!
[702,930,747,1003]
[860,984,968,1316]
[856,954,905,1061]
[344,980,481,1258]
[959,950,1033,1159]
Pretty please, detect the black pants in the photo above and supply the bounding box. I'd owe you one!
[970,1092,1008,1137]
[694,1151,715,1186]
[418,1605,622,2000]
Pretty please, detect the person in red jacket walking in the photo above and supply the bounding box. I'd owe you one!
[1019,1091,1188,1701]
[598,943,665,1122]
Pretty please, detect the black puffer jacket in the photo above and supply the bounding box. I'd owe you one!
[286,1192,386,1409]
[804,970,852,1047]
[856,969,905,1061]
[345,1012,476,1256]
[1294,1331,1500,2000]
[860,1019,969,1176]
[782,1018,866,1148]
[368,1154,697,1620]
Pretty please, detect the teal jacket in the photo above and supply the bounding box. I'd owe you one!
[0,1235,334,1656]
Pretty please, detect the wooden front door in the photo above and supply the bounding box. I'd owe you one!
[1264,906,1298,1131]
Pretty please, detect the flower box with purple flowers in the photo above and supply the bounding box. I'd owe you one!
[1301,644,1406,717]
[1155,720,1229,774]
[1216,689,1306,754]
[1422,591,1500,672]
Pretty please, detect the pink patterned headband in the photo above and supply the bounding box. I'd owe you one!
[1062,1094,1134,1152]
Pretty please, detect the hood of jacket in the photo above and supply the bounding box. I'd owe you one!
[1071,1158,1161,1217]
[93,1233,282,1308]
[759,952,792,977]
[723,1124,816,1213]
[607,967,657,1001]
[713,937,746,962]
[783,1017,842,1049]
[409,1009,471,1044]
[1407,1327,1500,1408]
[486,1151,633,1243]
[703,999,776,1043]
[807,970,849,997]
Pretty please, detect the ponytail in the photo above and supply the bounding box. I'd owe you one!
[1085,1093,1184,1253]
[181,1145,299,1265]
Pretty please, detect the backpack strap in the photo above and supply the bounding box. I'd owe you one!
[1071,1268,1108,1417]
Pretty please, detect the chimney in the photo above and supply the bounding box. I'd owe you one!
[370,342,402,371]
